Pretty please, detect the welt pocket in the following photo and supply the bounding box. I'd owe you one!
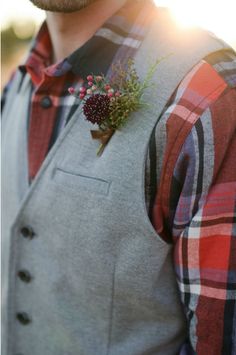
[52,167,111,196]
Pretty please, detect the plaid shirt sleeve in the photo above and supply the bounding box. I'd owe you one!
[151,50,236,354]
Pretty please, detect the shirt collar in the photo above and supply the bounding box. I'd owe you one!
[20,0,155,85]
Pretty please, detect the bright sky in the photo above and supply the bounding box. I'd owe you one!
[1,0,236,48]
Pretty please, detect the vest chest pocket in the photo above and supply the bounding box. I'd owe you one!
[52,167,111,196]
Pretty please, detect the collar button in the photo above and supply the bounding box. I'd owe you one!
[40,96,52,109]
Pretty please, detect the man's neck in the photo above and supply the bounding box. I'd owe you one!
[46,0,126,63]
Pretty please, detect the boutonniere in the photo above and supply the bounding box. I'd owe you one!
[68,58,162,156]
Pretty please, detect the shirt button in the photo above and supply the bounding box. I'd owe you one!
[40,96,52,108]
[20,226,35,239]
[16,312,31,325]
[17,270,32,283]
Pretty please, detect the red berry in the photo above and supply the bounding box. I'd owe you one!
[87,75,93,82]
[68,87,75,94]
[79,93,85,99]
[108,92,113,98]
[115,91,121,97]
[105,84,111,91]
[79,87,86,93]
[88,81,93,87]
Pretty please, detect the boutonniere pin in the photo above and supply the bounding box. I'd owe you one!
[68,58,163,156]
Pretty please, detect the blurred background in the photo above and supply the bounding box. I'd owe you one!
[1,0,236,89]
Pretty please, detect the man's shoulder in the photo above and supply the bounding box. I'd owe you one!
[135,7,232,92]
[204,49,236,88]
[140,6,236,128]
[157,49,236,171]
[153,50,236,203]
[138,6,232,70]
[167,48,236,124]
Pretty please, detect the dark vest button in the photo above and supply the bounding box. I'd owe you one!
[16,312,31,325]
[40,96,52,108]
[18,270,32,283]
[20,226,35,239]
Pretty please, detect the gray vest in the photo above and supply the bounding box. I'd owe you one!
[2,11,229,355]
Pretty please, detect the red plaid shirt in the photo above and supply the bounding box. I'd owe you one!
[2,3,236,353]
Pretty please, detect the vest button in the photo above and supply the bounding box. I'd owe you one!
[17,270,32,283]
[16,312,31,325]
[40,96,52,109]
[20,226,35,239]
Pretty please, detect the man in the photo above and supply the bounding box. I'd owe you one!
[1,0,236,354]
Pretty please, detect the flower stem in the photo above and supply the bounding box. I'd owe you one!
[97,143,105,156]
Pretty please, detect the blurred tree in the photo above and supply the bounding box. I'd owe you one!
[1,21,37,88]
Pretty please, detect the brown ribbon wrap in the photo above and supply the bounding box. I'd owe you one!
[90,128,115,156]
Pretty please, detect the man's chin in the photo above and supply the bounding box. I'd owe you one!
[29,0,98,12]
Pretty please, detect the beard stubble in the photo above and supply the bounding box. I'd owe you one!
[29,0,99,12]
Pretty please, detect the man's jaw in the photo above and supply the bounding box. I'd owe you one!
[29,0,99,13]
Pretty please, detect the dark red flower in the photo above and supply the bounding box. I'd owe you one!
[83,94,111,124]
